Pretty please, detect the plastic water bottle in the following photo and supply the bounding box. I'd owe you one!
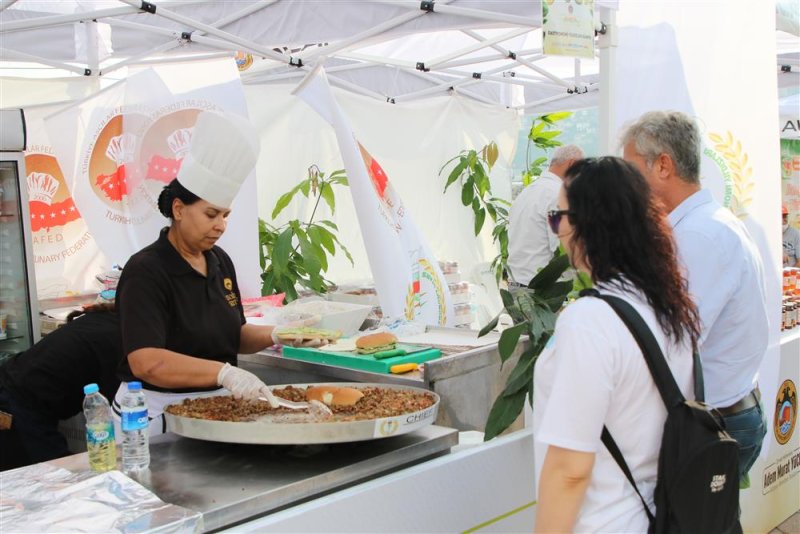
[82,383,116,472]
[120,381,150,472]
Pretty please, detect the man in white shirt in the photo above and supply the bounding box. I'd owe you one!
[507,144,584,287]
[622,110,769,485]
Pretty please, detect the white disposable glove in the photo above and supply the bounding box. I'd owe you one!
[217,363,277,406]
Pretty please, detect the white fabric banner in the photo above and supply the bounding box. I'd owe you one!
[615,2,788,531]
[44,59,261,298]
[293,66,455,326]
[23,105,109,298]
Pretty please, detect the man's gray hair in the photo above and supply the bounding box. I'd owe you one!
[549,144,584,166]
[620,111,701,184]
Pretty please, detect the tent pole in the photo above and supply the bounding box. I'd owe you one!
[0,48,89,75]
[425,28,531,69]
[0,0,19,12]
[461,29,577,90]
[115,0,290,64]
[0,6,140,33]
[437,50,543,70]
[519,89,597,112]
[371,0,537,26]
[103,0,275,75]
[597,6,617,155]
[298,0,457,62]
[84,20,100,76]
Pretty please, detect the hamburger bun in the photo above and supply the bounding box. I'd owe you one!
[355,332,398,354]
[305,386,364,407]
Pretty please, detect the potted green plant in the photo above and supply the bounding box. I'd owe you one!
[259,165,353,302]
[439,141,511,282]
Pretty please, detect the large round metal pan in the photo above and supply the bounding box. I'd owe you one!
[164,382,439,445]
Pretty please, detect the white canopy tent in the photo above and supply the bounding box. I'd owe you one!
[0,0,614,113]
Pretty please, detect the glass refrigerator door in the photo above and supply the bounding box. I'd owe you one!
[0,156,39,362]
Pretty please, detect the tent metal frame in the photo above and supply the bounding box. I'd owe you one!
[0,0,608,114]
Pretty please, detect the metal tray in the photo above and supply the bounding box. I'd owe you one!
[163,383,440,445]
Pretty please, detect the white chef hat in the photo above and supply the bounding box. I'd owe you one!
[177,110,260,209]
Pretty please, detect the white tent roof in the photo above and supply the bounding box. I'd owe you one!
[1,0,609,111]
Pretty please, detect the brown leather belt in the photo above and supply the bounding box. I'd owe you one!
[717,387,761,417]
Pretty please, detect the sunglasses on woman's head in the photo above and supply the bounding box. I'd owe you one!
[547,209,572,234]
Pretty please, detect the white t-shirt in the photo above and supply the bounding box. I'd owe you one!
[507,171,561,285]
[533,281,695,533]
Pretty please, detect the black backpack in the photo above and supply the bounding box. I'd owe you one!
[583,289,741,534]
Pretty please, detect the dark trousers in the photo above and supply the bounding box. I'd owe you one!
[0,386,69,470]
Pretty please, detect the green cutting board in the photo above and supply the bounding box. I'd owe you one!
[281,343,441,373]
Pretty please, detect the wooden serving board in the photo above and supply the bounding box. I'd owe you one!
[281,343,441,373]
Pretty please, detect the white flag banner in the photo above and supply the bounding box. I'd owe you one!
[23,105,108,298]
[45,59,261,297]
[293,66,454,326]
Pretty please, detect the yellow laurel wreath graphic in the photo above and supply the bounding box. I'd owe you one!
[708,131,753,219]
[404,285,416,321]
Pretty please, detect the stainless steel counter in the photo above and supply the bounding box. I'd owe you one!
[50,425,457,532]
[239,329,527,433]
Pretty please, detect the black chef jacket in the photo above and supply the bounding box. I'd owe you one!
[116,227,245,393]
[0,311,122,420]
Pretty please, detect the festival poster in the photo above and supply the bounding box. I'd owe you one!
[293,66,454,326]
[542,0,596,59]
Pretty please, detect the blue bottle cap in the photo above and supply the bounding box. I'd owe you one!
[84,383,99,394]
[127,381,142,391]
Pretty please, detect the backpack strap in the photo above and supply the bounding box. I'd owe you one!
[579,288,685,408]
[601,427,656,524]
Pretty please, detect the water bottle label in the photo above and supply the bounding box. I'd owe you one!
[121,409,148,431]
[86,423,115,445]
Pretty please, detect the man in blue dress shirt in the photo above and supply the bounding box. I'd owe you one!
[622,110,769,486]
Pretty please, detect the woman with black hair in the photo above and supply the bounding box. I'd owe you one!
[114,111,317,435]
[533,157,701,533]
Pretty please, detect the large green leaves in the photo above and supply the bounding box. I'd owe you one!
[479,252,575,440]
[259,166,352,302]
[484,389,527,441]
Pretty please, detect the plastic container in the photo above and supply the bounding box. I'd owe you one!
[120,381,150,472]
[82,383,116,472]
[283,299,372,336]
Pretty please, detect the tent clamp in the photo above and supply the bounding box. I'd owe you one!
[420,1,435,13]
[181,31,193,42]
[507,51,517,60]
[386,97,396,104]
[290,57,303,68]
[567,86,589,94]
[781,65,792,73]
[416,62,429,72]
[472,72,481,79]
[84,68,92,76]
[595,22,607,36]
[139,1,156,14]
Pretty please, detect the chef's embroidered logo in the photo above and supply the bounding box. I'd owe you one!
[773,379,797,446]
[223,278,233,291]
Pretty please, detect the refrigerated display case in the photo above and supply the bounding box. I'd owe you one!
[0,110,39,363]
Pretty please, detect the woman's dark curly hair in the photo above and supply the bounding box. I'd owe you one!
[157,179,201,219]
[563,156,700,347]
